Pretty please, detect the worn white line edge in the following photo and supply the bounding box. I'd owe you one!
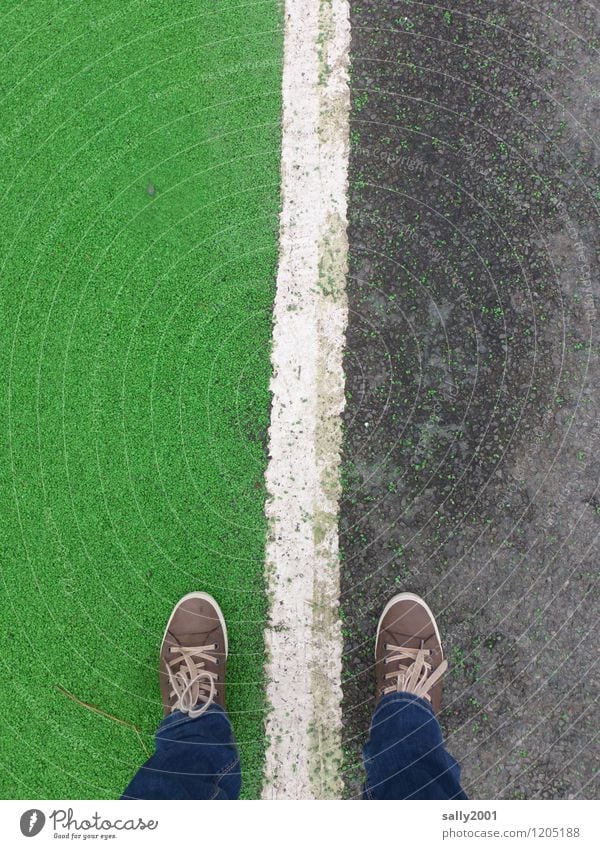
[262,0,350,799]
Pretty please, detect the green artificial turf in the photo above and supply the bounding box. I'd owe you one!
[0,0,282,799]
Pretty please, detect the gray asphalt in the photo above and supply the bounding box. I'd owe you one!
[340,0,599,799]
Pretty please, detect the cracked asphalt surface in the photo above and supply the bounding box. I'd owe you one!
[340,0,599,798]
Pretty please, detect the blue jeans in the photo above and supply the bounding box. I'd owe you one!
[122,705,241,800]
[363,692,467,799]
[122,693,466,799]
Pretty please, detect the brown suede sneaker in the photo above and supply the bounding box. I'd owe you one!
[159,592,228,719]
[375,592,448,714]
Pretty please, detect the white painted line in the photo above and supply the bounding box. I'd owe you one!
[262,0,350,799]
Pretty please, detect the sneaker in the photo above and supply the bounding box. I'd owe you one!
[375,592,448,713]
[159,592,228,719]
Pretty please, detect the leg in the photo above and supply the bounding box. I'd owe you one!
[122,592,241,800]
[363,692,466,799]
[363,593,467,800]
[122,705,240,800]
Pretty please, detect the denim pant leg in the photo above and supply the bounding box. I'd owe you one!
[363,692,467,800]
[122,705,241,800]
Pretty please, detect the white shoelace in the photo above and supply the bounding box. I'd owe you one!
[383,643,448,700]
[167,644,218,718]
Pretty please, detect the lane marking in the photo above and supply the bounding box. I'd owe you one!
[262,0,350,799]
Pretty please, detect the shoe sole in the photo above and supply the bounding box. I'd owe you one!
[375,591,443,660]
[161,591,229,657]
